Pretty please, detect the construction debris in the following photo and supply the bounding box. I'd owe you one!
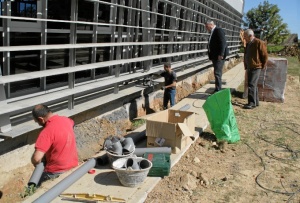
[278,44,299,57]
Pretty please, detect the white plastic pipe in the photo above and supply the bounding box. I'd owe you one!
[33,158,96,203]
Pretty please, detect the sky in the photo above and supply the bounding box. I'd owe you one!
[243,0,300,36]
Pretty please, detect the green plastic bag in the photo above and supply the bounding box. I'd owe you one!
[202,88,240,143]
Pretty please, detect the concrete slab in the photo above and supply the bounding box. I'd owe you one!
[25,62,245,203]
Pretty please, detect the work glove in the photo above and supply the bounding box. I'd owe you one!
[161,86,165,90]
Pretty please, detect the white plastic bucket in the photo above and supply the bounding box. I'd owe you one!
[112,157,152,187]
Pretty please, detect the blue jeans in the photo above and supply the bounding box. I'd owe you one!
[163,89,176,109]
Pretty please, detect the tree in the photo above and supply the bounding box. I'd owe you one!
[244,0,290,44]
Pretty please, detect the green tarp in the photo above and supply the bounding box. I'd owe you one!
[202,89,240,143]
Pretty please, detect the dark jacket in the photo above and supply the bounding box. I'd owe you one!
[244,38,268,70]
[207,27,229,60]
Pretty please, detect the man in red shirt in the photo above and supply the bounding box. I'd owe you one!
[31,104,78,184]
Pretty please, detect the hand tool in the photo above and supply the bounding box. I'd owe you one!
[60,193,126,202]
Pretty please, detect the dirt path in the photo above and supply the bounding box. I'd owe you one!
[145,75,300,203]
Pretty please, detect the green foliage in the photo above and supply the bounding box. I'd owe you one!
[267,45,284,53]
[131,119,146,129]
[244,1,290,44]
[20,185,36,198]
[239,47,245,53]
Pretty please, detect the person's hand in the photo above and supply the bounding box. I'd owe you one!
[218,55,223,60]
[161,86,165,90]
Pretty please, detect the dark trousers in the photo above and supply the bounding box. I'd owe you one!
[247,68,261,106]
[212,59,225,91]
[163,89,176,109]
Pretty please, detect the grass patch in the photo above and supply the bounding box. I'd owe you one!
[20,185,36,198]
[274,137,286,146]
[131,119,146,129]
[286,56,300,77]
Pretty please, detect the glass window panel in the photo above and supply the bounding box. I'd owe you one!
[48,0,71,29]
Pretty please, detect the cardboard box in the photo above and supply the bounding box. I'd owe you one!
[145,110,196,153]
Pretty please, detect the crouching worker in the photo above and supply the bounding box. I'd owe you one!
[160,62,177,109]
[31,104,78,186]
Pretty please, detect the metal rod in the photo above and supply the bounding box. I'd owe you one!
[0,14,240,35]
[0,41,209,52]
[0,15,214,36]
[0,49,208,85]
[87,0,242,27]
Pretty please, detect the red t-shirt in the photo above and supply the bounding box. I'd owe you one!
[35,115,78,173]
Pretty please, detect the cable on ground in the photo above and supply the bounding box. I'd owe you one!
[241,118,300,202]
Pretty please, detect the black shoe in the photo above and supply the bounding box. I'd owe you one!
[243,104,255,109]
[211,89,219,94]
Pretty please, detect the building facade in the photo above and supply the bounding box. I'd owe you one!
[0,0,244,137]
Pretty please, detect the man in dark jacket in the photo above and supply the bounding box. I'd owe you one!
[243,29,268,109]
[205,20,229,93]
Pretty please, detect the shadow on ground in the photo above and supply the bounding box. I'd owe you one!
[200,131,216,142]
[231,90,244,99]
[94,171,121,186]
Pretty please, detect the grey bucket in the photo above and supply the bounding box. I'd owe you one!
[106,148,135,168]
[112,157,152,187]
